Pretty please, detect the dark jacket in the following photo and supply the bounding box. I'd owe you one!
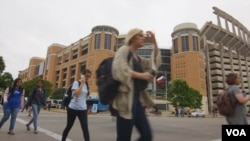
[28,87,46,106]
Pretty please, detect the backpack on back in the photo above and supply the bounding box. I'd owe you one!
[216,87,236,116]
[62,81,81,107]
[96,53,132,105]
[96,57,120,105]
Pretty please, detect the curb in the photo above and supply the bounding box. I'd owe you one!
[48,109,225,118]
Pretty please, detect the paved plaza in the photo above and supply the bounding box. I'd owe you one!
[0,108,235,141]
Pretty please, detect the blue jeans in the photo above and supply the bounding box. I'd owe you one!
[0,108,20,131]
[27,104,40,130]
[116,100,152,141]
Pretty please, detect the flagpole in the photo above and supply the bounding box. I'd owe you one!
[153,76,156,99]
[151,50,157,99]
[165,71,167,99]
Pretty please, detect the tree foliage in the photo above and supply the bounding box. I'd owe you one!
[186,87,202,109]
[0,56,5,74]
[50,88,66,99]
[22,78,52,98]
[0,56,13,92]
[0,72,13,89]
[167,79,202,109]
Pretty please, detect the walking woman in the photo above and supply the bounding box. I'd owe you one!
[225,73,250,124]
[111,28,162,141]
[62,69,91,141]
[26,79,47,134]
[0,78,25,135]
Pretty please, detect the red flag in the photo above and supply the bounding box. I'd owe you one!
[157,76,165,84]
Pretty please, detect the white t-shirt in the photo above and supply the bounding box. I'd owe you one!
[68,80,88,110]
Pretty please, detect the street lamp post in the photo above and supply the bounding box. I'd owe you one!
[165,72,167,99]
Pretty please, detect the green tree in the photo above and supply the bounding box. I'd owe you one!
[0,57,13,91]
[50,88,66,99]
[0,72,13,89]
[167,79,190,107]
[0,56,5,74]
[22,78,52,98]
[186,88,203,109]
[167,79,202,109]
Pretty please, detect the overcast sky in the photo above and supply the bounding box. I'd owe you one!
[1,0,250,78]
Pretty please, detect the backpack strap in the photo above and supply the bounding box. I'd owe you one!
[226,86,237,105]
[79,80,89,96]
[226,86,232,90]
[77,80,81,87]
[127,51,133,63]
[86,81,89,96]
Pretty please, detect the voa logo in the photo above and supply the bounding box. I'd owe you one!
[226,129,246,136]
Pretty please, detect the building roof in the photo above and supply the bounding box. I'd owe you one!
[200,7,250,56]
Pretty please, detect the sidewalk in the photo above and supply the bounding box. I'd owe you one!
[50,108,223,118]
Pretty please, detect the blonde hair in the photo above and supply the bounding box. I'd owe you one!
[125,28,142,45]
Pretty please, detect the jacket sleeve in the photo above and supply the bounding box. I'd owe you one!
[42,89,47,106]
[27,88,35,106]
[20,89,25,108]
[112,46,133,85]
[3,87,10,103]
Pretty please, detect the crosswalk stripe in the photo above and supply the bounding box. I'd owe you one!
[210,139,221,141]
[16,118,72,141]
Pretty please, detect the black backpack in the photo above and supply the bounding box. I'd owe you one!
[62,81,81,107]
[96,53,132,105]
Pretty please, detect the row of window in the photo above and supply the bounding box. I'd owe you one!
[94,34,114,50]
[57,45,89,65]
[173,36,199,53]
[172,29,198,37]
[55,62,86,88]
[92,26,119,35]
[57,34,115,63]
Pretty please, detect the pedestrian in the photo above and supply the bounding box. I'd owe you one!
[111,28,162,141]
[154,105,159,115]
[178,108,181,117]
[175,107,178,117]
[28,107,32,117]
[188,108,192,117]
[47,102,51,111]
[21,99,27,112]
[225,73,250,124]
[61,69,91,141]
[212,107,217,117]
[26,80,47,134]
[0,78,25,135]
